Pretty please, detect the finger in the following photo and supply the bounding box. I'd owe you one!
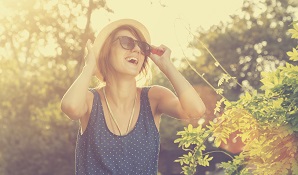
[149,53,158,61]
[151,48,165,56]
[86,39,93,52]
[159,44,171,54]
[153,45,171,55]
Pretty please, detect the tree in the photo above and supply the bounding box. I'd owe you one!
[0,0,112,174]
[183,0,297,100]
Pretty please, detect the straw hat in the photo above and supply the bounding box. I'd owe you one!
[92,19,151,81]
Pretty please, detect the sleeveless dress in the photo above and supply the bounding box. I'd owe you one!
[75,87,160,175]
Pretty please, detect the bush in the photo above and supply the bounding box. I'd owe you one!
[175,22,298,175]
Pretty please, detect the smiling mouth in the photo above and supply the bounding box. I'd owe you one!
[125,57,138,65]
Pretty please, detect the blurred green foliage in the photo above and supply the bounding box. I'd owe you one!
[181,0,298,100]
[0,0,112,174]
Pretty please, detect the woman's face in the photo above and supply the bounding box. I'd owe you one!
[108,30,146,78]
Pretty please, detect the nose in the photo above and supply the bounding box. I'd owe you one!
[131,41,141,54]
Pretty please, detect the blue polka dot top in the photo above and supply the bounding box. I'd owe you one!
[75,87,160,175]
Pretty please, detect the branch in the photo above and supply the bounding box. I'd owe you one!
[75,0,93,76]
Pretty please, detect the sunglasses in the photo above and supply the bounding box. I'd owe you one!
[113,36,151,57]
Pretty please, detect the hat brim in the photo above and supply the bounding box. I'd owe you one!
[92,19,151,81]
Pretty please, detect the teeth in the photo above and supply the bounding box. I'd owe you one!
[126,57,138,64]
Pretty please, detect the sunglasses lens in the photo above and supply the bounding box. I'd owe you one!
[119,36,151,56]
[138,42,151,56]
[119,36,135,50]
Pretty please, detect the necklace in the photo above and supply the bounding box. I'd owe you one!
[103,87,137,136]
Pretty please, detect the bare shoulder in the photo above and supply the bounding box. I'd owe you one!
[148,85,176,100]
[148,85,172,98]
[148,85,189,119]
[147,85,178,115]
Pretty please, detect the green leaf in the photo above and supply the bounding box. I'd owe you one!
[224,100,232,107]
[244,92,252,101]
[272,98,283,108]
[214,138,221,147]
[215,88,224,95]
[294,23,298,31]
[287,48,298,61]
[288,23,298,39]
[174,138,182,143]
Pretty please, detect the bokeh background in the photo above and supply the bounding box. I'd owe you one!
[1,0,297,174]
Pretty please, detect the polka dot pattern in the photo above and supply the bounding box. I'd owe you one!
[75,87,160,175]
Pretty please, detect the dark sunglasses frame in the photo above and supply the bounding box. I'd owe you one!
[113,36,151,57]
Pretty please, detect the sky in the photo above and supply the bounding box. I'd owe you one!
[0,0,244,60]
[90,0,244,58]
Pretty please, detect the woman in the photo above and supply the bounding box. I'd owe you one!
[61,19,206,175]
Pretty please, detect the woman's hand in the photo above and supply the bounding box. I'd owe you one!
[84,39,97,76]
[149,44,173,72]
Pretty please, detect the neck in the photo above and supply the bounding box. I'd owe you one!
[104,78,137,108]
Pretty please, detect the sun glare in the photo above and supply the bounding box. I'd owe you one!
[0,4,14,17]
[0,0,244,64]
[97,0,244,59]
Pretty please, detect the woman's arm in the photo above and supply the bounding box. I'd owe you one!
[149,45,206,119]
[61,40,96,120]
